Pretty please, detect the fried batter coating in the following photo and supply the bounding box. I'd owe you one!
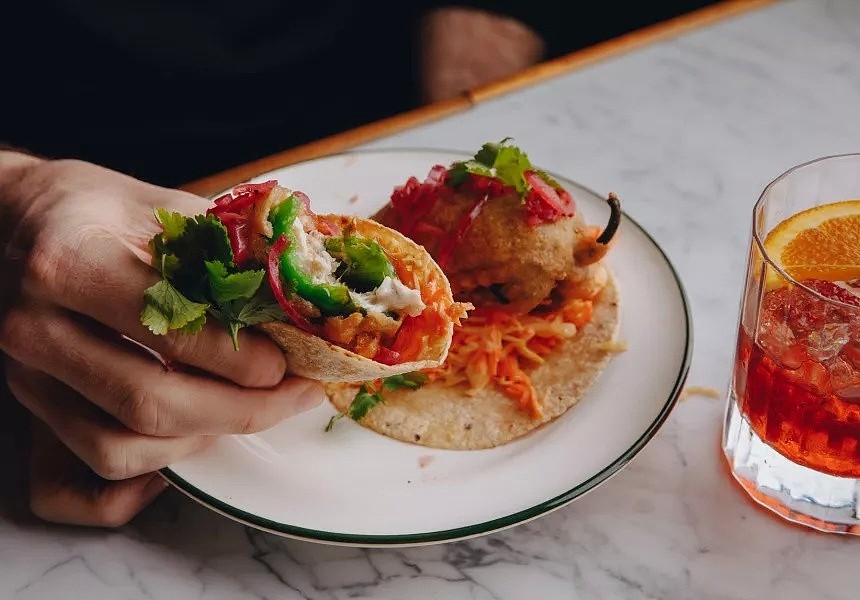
[379,191,583,312]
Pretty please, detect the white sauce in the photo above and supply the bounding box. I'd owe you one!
[289,214,425,316]
[349,277,426,317]
[291,216,340,285]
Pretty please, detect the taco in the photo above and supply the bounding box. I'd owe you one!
[324,139,623,448]
[140,180,469,381]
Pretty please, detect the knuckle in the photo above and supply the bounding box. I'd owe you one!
[22,237,63,297]
[116,385,167,436]
[0,306,34,358]
[87,437,132,481]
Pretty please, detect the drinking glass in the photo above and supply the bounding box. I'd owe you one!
[723,154,860,533]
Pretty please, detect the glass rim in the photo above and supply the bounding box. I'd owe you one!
[752,152,860,311]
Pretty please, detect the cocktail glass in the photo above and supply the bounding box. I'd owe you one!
[723,154,860,533]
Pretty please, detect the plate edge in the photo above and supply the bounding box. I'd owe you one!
[161,146,694,546]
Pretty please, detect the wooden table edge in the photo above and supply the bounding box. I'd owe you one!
[182,0,777,197]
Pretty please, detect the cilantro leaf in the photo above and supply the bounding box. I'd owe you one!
[150,234,180,278]
[348,385,384,421]
[166,215,234,301]
[204,261,265,304]
[473,142,499,167]
[447,138,532,193]
[141,279,209,335]
[446,162,469,187]
[325,372,429,431]
[209,289,284,351]
[473,138,513,166]
[236,295,284,325]
[227,322,242,351]
[325,413,343,432]
[179,313,207,334]
[154,208,187,240]
[493,145,532,193]
[382,372,429,391]
[144,206,283,350]
[448,160,494,187]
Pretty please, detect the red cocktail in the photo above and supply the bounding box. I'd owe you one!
[735,280,860,478]
[723,154,860,534]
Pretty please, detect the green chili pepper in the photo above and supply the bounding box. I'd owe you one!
[325,235,396,292]
[268,196,355,316]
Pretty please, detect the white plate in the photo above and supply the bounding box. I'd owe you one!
[161,149,692,547]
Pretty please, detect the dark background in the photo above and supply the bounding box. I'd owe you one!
[1,1,719,188]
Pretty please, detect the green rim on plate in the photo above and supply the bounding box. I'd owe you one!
[160,147,693,546]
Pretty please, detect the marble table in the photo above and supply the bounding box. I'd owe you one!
[3,1,859,598]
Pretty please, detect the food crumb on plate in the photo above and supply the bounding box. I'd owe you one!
[597,339,628,353]
[349,194,360,203]
[679,385,722,402]
[418,455,435,469]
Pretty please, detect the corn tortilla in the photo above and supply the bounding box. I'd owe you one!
[324,272,620,448]
[258,215,456,382]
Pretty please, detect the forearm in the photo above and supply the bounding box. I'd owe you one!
[419,7,546,104]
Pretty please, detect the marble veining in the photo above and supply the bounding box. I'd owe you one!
[2,1,859,598]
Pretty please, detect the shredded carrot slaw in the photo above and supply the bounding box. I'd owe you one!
[387,255,470,362]
[424,293,597,419]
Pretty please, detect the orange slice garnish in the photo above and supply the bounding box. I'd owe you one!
[763,200,860,289]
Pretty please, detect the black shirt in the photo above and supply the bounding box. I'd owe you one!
[2,1,716,187]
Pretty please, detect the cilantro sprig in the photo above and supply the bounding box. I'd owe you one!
[141,208,282,350]
[447,138,558,196]
[447,138,528,191]
[325,372,429,431]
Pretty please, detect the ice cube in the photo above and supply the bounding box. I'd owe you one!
[785,286,828,336]
[830,356,860,403]
[843,342,860,369]
[758,320,795,356]
[829,356,858,388]
[806,323,851,362]
[836,386,860,403]
[779,343,807,370]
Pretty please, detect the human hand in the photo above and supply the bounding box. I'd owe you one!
[0,153,324,526]
[419,7,545,103]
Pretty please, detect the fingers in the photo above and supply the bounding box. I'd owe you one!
[1,307,326,437]
[21,231,288,389]
[7,359,212,479]
[28,418,168,527]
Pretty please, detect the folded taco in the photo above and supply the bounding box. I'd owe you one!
[141,180,469,381]
[324,140,623,448]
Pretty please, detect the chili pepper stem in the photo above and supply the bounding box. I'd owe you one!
[596,192,622,245]
[574,192,622,265]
